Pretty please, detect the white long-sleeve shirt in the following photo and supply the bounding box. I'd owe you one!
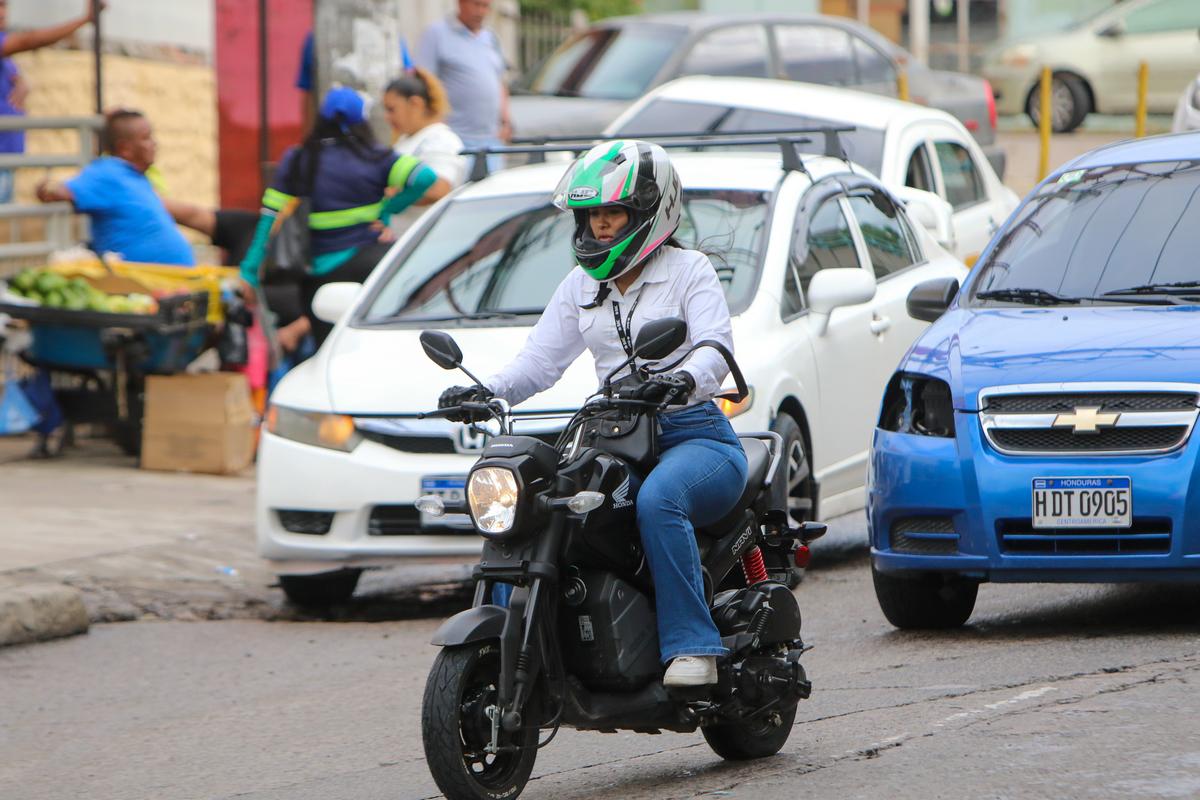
[484,246,735,407]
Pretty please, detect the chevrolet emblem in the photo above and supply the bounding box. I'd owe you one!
[1052,406,1119,435]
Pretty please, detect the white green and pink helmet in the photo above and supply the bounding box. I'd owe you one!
[552,139,681,282]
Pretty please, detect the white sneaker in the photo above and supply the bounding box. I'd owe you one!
[663,656,718,687]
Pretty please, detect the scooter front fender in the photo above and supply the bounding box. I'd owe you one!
[430,604,507,646]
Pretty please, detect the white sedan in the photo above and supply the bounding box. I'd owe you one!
[257,147,967,605]
[606,76,1019,265]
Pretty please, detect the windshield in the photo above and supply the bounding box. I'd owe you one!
[360,188,773,325]
[970,160,1200,305]
[522,26,686,100]
[612,99,886,177]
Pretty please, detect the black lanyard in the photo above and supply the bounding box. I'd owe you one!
[611,290,643,360]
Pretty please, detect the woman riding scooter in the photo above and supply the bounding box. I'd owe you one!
[438,139,748,687]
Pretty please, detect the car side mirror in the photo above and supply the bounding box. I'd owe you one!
[907,277,960,323]
[634,317,687,361]
[806,268,876,336]
[311,282,361,325]
[894,186,956,255]
[1098,21,1124,38]
[419,330,465,370]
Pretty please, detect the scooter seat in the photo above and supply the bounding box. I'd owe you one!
[696,436,772,537]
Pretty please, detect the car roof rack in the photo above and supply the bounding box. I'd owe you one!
[459,127,856,183]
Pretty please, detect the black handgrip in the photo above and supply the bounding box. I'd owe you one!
[650,340,749,403]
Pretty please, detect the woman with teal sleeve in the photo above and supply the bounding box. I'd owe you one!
[241,86,437,348]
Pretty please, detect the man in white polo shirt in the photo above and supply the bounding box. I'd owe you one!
[416,0,509,172]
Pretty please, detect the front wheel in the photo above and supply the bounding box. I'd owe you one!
[1025,72,1090,133]
[703,702,797,760]
[872,564,977,629]
[422,642,539,800]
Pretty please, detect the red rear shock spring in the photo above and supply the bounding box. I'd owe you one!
[741,545,768,585]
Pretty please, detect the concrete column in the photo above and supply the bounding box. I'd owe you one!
[909,0,930,66]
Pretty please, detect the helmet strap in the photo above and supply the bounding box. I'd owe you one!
[579,282,612,310]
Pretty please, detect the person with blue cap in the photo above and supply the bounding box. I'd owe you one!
[240,86,438,348]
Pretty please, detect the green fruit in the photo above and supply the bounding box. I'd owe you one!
[13,271,36,292]
[64,296,87,311]
[44,290,65,308]
[35,273,67,294]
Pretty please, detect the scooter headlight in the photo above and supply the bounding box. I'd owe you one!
[468,467,520,536]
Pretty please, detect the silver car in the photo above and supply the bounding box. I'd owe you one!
[510,11,1001,166]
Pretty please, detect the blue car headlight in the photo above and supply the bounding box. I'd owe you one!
[879,374,956,438]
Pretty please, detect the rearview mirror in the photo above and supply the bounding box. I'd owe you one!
[419,330,464,370]
[907,277,960,322]
[311,282,361,324]
[634,317,687,361]
[806,269,876,336]
[893,187,956,254]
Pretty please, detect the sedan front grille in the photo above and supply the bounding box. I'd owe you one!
[358,432,457,454]
[984,392,1197,414]
[979,383,1200,456]
[277,509,335,535]
[998,518,1171,555]
[890,516,958,555]
[990,426,1188,453]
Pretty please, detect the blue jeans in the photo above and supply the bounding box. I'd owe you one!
[637,401,748,663]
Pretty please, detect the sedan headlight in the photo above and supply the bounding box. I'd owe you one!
[468,467,521,536]
[266,405,361,452]
[878,374,955,438]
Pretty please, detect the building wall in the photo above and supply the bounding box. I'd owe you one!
[7,0,214,59]
[9,50,217,210]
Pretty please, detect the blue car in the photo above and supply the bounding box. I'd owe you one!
[868,133,1200,628]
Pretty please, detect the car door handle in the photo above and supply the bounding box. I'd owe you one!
[870,314,892,335]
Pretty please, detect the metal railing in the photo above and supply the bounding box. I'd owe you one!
[0,115,101,268]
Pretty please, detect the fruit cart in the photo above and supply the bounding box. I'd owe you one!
[0,259,242,455]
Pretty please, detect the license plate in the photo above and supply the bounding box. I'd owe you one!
[420,475,472,528]
[1032,477,1131,529]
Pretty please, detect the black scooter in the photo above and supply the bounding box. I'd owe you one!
[418,318,825,800]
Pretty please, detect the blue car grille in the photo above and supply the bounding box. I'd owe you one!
[984,392,1198,414]
[997,518,1171,555]
[990,426,1188,453]
[890,516,958,555]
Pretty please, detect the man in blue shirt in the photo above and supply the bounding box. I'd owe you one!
[35,109,195,266]
[417,0,510,171]
[0,0,106,202]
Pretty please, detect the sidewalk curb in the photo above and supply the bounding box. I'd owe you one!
[0,584,90,648]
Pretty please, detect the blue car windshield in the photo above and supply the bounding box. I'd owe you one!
[970,160,1200,304]
[359,189,771,325]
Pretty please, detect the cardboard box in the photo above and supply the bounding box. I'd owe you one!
[141,373,256,475]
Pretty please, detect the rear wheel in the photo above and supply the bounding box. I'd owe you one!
[278,569,361,607]
[872,564,977,629]
[766,412,813,589]
[703,703,797,760]
[422,642,539,800]
[1025,72,1090,133]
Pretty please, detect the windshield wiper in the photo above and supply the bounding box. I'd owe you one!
[975,287,1082,305]
[1102,281,1200,296]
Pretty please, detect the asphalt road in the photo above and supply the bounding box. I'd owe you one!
[5,554,1199,800]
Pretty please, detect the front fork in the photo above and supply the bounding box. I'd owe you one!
[477,508,569,744]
